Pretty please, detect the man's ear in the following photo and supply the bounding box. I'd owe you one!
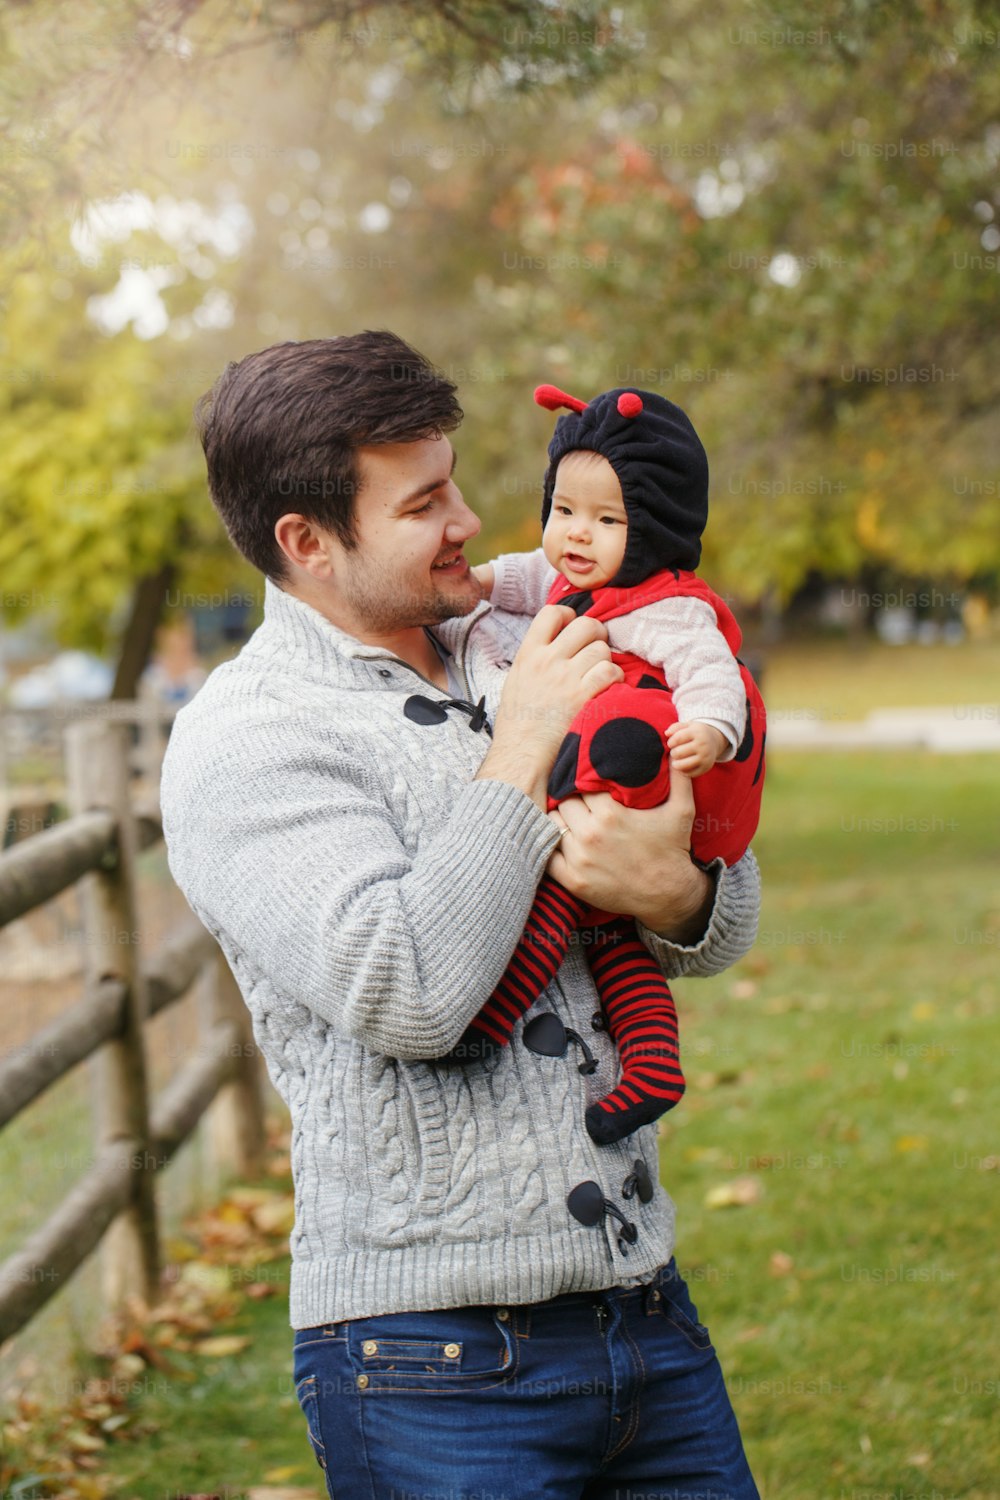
[274,514,336,580]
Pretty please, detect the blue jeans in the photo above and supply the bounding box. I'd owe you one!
[292,1257,759,1499]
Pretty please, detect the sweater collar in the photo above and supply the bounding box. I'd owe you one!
[259,577,490,681]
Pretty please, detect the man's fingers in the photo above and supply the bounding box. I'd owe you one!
[523,602,579,644]
[586,658,625,691]
[522,603,607,648]
[548,612,610,658]
[666,765,696,812]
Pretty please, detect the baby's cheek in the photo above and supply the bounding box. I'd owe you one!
[541,527,563,572]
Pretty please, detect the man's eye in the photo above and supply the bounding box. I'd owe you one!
[411,499,435,514]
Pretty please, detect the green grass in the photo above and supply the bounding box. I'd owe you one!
[663,750,1000,1499]
[762,635,1000,720]
[6,748,1000,1498]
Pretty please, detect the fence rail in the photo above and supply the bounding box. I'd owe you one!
[0,718,266,1349]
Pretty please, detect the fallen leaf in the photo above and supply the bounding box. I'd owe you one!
[251,1197,296,1235]
[70,1481,110,1500]
[195,1335,251,1358]
[66,1429,105,1452]
[263,1467,307,1482]
[227,1187,279,1209]
[894,1135,930,1153]
[178,1262,233,1293]
[245,1488,325,1500]
[247,1490,324,1500]
[769,1251,795,1278]
[704,1177,762,1210]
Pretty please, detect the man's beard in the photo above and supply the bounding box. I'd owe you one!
[340,555,480,632]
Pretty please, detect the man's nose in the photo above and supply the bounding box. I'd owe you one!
[445,486,481,542]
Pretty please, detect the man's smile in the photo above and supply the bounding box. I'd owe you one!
[432,552,469,574]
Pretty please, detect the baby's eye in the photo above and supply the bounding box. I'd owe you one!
[601,516,625,526]
[555,504,573,515]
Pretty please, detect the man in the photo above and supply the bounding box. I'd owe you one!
[160,331,761,1498]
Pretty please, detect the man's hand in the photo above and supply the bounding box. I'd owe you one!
[476,605,624,809]
[665,720,727,777]
[546,770,715,945]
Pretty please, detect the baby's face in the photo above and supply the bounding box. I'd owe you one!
[542,450,628,588]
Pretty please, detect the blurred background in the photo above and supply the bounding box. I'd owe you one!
[0,2,998,1497]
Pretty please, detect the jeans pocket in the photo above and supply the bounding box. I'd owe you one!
[346,1307,519,1393]
[658,1267,714,1351]
[294,1372,327,1470]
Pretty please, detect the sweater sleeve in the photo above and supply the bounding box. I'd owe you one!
[609,596,746,757]
[160,709,562,1061]
[491,547,559,615]
[635,848,761,978]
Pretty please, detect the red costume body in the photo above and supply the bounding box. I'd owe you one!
[543,566,766,870]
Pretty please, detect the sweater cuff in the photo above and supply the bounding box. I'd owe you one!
[696,716,741,761]
[636,849,760,979]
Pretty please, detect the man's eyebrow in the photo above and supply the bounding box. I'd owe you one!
[392,447,457,511]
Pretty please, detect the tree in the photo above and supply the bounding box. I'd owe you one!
[0,0,627,689]
[2,0,998,690]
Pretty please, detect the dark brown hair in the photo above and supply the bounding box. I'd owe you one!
[194,331,463,581]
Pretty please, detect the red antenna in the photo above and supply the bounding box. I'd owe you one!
[534,383,588,414]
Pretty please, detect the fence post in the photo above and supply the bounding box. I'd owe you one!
[135,686,167,791]
[66,719,160,1313]
[207,950,267,1179]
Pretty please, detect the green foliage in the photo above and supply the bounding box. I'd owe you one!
[0,249,247,652]
[1,0,998,661]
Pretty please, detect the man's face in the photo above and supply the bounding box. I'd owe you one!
[542,450,629,589]
[330,434,484,631]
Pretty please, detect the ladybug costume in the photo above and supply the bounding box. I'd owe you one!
[450,384,766,1146]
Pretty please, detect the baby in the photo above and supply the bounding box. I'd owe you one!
[450,384,766,1147]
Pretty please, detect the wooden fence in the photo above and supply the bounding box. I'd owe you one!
[0,718,266,1349]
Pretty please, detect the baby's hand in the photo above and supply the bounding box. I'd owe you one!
[665,721,727,778]
[471,562,495,598]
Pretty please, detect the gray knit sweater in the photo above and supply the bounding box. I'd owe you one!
[160,579,761,1328]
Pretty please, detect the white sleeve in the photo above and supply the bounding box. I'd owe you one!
[608,596,746,758]
[490,547,559,615]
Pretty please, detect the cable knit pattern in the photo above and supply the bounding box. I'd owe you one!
[160,578,761,1325]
